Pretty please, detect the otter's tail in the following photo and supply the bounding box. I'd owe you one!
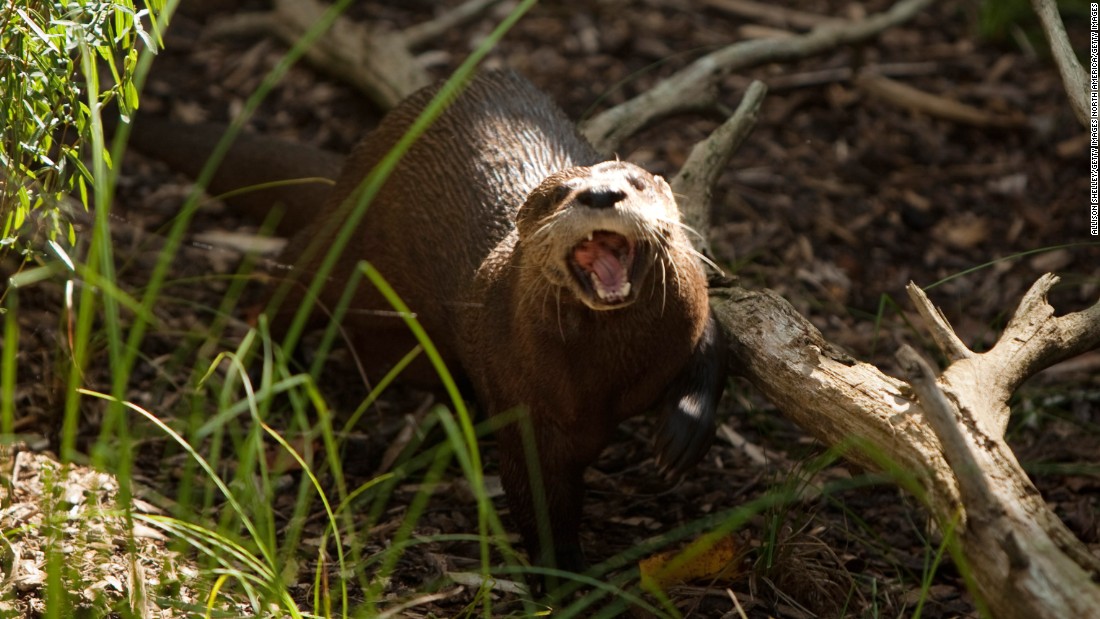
[123,116,344,235]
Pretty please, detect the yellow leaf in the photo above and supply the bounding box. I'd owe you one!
[639,534,741,591]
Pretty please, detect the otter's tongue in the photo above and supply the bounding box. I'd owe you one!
[572,231,634,302]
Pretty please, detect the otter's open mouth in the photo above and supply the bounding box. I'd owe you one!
[568,230,637,306]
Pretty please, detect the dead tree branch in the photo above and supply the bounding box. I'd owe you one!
[207,0,511,110]
[671,80,767,255]
[1030,0,1090,127]
[907,284,973,362]
[701,0,844,31]
[404,0,505,49]
[856,73,1024,127]
[268,0,429,108]
[708,278,1100,619]
[580,0,935,153]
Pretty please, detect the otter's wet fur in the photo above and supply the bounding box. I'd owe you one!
[128,70,727,573]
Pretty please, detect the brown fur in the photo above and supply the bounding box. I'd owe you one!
[129,70,726,573]
[468,161,715,569]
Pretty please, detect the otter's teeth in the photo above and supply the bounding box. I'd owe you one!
[587,232,594,241]
[590,273,631,302]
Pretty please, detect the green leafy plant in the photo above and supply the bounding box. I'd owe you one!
[0,0,161,255]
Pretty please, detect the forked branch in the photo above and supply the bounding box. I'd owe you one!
[1029,0,1090,127]
[709,277,1100,618]
[671,80,767,254]
[580,0,935,152]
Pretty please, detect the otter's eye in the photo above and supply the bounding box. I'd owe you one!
[551,185,572,205]
[627,175,647,192]
[576,188,626,209]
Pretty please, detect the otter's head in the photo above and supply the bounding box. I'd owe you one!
[516,160,683,311]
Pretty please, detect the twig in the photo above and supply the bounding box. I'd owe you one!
[856,73,1023,127]
[982,273,1100,404]
[404,0,504,48]
[702,0,844,30]
[1030,0,1090,127]
[762,61,938,90]
[906,282,973,361]
[581,0,935,153]
[736,24,796,40]
[671,80,767,252]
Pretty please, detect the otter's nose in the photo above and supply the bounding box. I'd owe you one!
[576,187,626,209]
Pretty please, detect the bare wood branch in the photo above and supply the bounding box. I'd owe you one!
[906,283,973,361]
[273,0,431,109]
[404,0,504,49]
[763,61,939,90]
[898,281,1100,577]
[208,0,432,110]
[671,80,767,253]
[993,273,1100,388]
[1030,0,1090,127]
[711,278,1100,618]
[896,345,996,516]
[712,287,958,495]
[581,0,935,153]
[936,274,1100,436]
[856,73,1024,127]
[702,0,844,30]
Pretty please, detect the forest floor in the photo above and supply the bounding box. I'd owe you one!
[5,0,1100,617]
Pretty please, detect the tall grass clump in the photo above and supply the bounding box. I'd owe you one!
[1,0,573,615]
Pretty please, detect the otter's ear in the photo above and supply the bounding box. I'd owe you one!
[654,312,727,476]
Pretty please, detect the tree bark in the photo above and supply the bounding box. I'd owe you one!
[709,278,1100,618]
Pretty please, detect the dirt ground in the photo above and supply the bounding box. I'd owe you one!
[5,0,1100,617]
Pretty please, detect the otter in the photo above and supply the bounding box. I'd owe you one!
[128,70,727,573]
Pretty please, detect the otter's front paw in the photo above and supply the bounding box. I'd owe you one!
[655,313,727,475]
